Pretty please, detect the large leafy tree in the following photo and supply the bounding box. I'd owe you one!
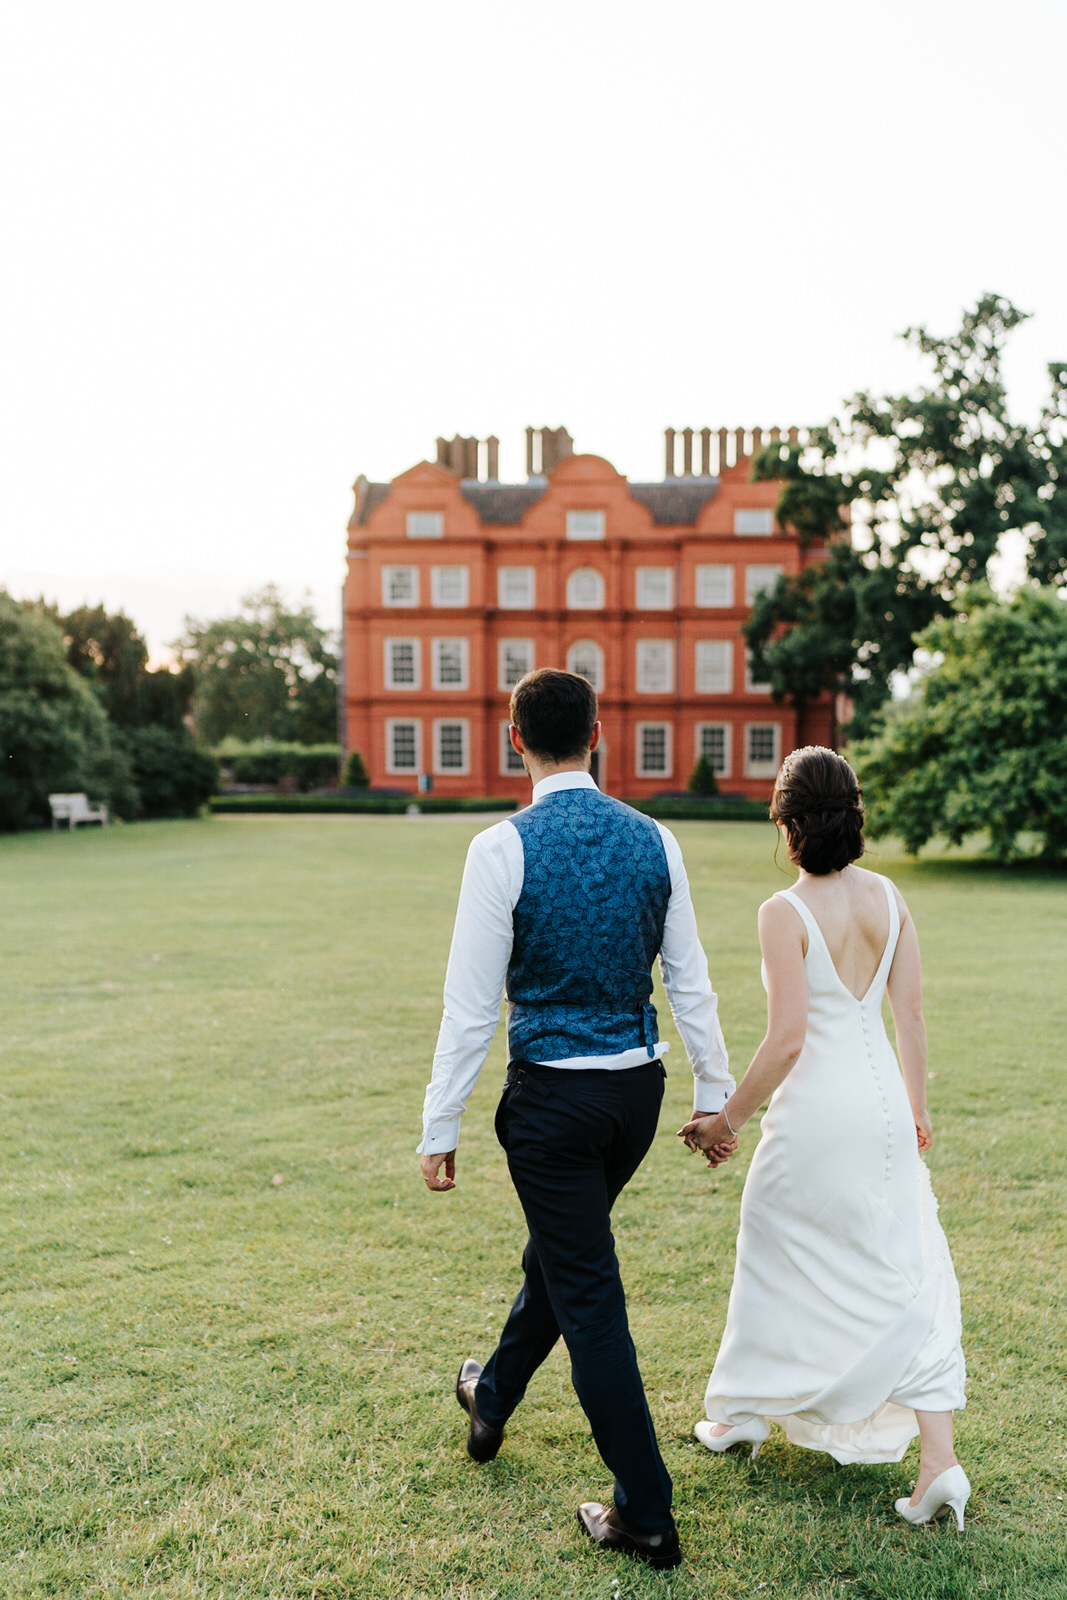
[852,587,1067,863]
[177,586,337,746]
[746,295,1067,734]
[0,593,135,828]
[43,603,195,729]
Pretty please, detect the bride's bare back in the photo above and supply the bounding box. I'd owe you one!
[786,863,896,1001]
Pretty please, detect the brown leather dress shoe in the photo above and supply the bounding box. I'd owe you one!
[455,1358,504,1463]
[576,1501,682,1569]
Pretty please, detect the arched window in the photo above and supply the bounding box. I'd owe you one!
[567,639,604,692]
[566,567,605,609]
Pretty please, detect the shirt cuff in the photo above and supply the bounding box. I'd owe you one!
[418,1116,461,1156]
[692,1083,730,1115]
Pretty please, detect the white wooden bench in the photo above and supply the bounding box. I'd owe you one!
[48,793,110,829]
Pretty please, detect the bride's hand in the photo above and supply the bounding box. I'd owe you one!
[678,1111,739,1160]
[914,1107,933,1153]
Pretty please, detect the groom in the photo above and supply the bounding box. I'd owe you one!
[419,669,735,1569]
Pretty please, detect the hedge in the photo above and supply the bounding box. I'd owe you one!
[209,794,518,815]
[214,740,340,791]
[625,797,770,822]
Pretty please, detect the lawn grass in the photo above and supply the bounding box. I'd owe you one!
[0,815,1064,1599]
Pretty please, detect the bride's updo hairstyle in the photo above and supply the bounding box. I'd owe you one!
[770,745,865,875]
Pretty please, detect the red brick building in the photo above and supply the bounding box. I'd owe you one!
[343,427,837,801]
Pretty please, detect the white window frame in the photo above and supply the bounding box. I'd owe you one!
[566,639,605,692]
[430,565,469,607]
[431,636,469,691]
[734,508,775,536]
[695,639,734,695]
[744,564,784,606]
[635,567,674,610]
[565,567,605,609]
[636,722,672,779]
[566,509,605,541]
[497,566,536,609]
[385,718,421,775]
[433,718,470,775]
[696,722,731,778]
[500,719,526,776]
[695,564,735,608]
[384,637,421,690]
[744,649,772,695]
[382,565,419,607]
[498,637,535,690]
[745,722,781,778]
[406,510,444,539]
[635,638,674,694]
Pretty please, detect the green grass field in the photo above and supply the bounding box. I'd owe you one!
[0,815,1064,1599]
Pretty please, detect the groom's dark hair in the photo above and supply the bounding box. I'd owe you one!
[510,668,598,762]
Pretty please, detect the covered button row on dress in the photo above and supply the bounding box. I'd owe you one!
[861,995,894,1183]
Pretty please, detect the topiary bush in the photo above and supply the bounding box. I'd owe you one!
[342,749,369,788]
[687,754,720,796]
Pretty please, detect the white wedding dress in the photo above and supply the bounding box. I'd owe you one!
[704,874,966,1464]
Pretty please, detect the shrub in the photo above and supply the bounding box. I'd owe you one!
[342,749,369,788]
[120,727,219,819]
[220,741,340,791]
[687,755,720,796]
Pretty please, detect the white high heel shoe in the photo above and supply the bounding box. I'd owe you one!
[895,1464,971,1531]
[694,1416,770,1460]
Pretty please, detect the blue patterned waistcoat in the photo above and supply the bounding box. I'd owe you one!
[505,788,672,1063]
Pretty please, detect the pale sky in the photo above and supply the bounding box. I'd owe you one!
[1,0,1064,657]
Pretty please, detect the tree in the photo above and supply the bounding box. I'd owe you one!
[687,754,719,796]
[44,603,195,729]
[177,586,338,745]
[0,593,134,828]
[851,587,1067,863]
[746,296,1067,735]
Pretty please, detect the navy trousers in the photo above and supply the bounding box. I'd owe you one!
[474,1059,674,1534]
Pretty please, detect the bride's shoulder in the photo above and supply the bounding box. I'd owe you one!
[852,864,909,917]
[758,891,803,927]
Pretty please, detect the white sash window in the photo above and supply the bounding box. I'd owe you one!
[695,639,733,694]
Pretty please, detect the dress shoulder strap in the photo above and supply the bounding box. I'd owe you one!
[876,871,901,969]
[773,887,821,942]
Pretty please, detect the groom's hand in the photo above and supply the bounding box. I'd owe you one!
[421,1150,457,1191]
[677,1112,739,1166]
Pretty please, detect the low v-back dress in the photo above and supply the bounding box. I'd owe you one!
[703,873,965,1463]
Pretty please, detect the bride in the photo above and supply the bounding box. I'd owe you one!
[680,746,969,1529]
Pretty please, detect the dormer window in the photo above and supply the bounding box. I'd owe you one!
[734,509,774,536]
[566,510,605,541]
[407,510,444,539]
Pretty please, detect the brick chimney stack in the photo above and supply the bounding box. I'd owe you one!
[664,426,802,475]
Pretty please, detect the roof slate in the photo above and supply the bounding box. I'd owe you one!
[628,478,720,525]
[354,483,392,524]
[354,474,720,527]
[459,479,548,524]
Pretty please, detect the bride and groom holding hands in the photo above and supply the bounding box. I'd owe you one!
[418,669,968,1572]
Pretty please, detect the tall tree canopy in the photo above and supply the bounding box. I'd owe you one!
[0,593,132,828]
[745,295,1067,734]
[852,586,1067,863]
[177,586,338,745]
[43,603,194,729]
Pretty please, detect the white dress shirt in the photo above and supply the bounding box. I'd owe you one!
[419,771,734,1154]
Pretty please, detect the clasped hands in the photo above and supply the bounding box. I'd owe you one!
[677,1108,740,1169]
